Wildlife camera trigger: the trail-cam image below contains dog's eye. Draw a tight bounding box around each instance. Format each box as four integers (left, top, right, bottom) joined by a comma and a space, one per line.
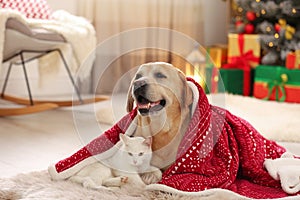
155, 72, 167, 79
135, 74, 142, 80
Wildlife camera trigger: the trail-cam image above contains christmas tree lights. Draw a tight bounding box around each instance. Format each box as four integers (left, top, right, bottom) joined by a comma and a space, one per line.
230, 0, 300, 65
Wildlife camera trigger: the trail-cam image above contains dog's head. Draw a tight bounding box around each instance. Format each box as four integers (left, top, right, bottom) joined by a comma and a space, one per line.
126, 62, 193, 116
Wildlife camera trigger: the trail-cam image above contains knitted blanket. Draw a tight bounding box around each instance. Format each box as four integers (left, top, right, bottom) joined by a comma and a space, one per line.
48, 78, 300, 199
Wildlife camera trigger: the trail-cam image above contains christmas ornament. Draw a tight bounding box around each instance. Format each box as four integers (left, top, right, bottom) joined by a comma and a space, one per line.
246, 11, 256, 21
235, 21, 245, 33
278, 19, 296, 40
275, 23, 281, 33
235, 20, 243, 27
233, 0, 300, 65
244, 23, 255, 34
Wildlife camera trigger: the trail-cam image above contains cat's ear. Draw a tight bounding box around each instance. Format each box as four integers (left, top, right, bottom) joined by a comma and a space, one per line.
119, 133, 129, 145
143, 136, 152, 147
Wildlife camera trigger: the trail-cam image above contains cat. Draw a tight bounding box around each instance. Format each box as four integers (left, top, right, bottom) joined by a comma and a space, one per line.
69, 133, 162, 190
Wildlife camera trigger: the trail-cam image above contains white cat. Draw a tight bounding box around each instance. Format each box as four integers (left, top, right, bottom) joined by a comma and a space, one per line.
69, 134, 162, 190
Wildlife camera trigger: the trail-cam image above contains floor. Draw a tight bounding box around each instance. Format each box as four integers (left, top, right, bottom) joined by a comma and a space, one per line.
0, 102, 113, 178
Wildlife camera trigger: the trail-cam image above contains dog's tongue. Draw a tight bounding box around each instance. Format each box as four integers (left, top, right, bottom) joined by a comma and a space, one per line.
137, 101, 160, 109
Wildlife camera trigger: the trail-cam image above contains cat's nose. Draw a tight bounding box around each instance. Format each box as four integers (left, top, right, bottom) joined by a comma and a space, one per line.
133, 160, 137, 164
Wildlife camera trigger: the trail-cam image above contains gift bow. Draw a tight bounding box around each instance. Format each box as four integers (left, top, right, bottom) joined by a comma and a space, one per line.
264, 73, 287, 102
223, 34, 260, 96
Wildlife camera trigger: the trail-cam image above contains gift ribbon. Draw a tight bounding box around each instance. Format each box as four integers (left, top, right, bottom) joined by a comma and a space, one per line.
223, 34, 260, 96
263, 74, 287, 102
296, 50, 300, 69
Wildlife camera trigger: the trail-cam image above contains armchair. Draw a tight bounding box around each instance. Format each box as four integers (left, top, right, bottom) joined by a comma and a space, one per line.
0, 1, 106, 116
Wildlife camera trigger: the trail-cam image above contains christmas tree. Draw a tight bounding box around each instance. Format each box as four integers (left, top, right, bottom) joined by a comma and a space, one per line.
230, 0, 300, 65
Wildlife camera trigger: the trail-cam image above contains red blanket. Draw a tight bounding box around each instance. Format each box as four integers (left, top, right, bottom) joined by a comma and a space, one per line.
49, 78, 298, 199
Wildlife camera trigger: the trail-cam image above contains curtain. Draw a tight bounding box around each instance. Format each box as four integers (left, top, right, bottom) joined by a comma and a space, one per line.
77, 0, 204, 94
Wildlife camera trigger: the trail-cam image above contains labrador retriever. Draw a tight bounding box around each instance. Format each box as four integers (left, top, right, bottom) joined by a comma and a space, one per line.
126, 62, 194, 171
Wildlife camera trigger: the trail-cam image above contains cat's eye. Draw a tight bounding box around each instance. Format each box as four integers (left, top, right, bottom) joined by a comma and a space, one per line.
138, 152, 144, 156
128, 152, 133, 156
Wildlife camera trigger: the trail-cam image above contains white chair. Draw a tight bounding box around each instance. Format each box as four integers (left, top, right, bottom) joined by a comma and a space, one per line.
0, 17, 106, 116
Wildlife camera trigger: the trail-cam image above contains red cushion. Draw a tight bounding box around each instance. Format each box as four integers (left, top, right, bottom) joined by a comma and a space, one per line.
0, 0, 52, 19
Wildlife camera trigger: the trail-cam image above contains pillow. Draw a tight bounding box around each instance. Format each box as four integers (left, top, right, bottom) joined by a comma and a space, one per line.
0, 0, 52, 19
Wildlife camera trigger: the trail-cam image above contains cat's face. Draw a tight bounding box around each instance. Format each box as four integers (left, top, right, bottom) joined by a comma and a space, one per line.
119, 134, 152, 167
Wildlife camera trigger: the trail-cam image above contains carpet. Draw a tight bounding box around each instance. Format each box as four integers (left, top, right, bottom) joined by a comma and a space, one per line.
0, 170, 252, 200
1, 169, 299, 199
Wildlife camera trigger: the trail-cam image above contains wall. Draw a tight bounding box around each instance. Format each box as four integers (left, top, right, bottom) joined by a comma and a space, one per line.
47, 0, 77, 15
0, 0, 229, 97
48, 0, 229, 46
201, 0, 229, 46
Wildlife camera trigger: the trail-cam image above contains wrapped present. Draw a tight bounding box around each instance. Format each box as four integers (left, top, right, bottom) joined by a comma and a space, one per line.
223, 34, 261, 96
204, 67, 220, 94
206, 44, 228, 68
285, 50, 300, 69
204, 67, 254, 95
253, 65, 300, 103
227, 33, 261, 67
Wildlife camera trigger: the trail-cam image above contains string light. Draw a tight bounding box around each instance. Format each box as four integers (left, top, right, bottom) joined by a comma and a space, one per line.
235, 16, 242, 21
256, 0, 260, 2
269, 42, 274, 47
274, 33, 279, 39
238, 7, 243, 12
266, 26, 271, 32
292, 8, 297, 14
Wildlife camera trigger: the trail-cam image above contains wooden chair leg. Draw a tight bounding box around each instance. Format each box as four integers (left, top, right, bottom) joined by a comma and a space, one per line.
0, 103, 59, 117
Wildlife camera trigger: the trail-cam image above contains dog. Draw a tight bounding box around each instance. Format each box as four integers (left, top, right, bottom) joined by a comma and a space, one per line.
126, 62, 194, 172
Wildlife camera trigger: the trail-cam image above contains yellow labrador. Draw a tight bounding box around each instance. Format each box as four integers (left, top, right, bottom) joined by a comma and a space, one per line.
126, 62, 194, 171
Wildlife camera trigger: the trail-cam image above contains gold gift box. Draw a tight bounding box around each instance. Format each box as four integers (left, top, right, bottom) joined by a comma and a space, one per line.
206, 44, 228, 68
227, 33, 261, 68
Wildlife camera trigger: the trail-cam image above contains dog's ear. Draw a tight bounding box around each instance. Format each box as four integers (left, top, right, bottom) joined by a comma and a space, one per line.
178, 70, 193, 107
126, 79, 134, 112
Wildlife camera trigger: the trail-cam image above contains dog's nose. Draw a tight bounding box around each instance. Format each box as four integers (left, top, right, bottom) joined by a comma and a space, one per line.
133, 78, 147, 89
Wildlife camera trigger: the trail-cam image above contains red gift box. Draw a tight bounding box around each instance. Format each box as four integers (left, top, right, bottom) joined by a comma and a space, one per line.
253, 65, 300, 103
223, 34, 260, 96
285, 51, 300, 69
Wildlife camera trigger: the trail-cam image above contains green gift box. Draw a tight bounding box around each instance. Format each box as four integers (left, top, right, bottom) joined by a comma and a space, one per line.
204, 68, 253, 95
253, 65, 300, 103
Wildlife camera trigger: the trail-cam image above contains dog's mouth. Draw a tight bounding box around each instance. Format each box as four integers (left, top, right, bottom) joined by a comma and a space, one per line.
136, 95, 166, 115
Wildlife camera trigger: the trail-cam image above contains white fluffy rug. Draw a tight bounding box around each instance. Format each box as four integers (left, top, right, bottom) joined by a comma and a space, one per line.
0, 170, 298, 200
0, 171, 251, 200
212, 94, 300, 143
